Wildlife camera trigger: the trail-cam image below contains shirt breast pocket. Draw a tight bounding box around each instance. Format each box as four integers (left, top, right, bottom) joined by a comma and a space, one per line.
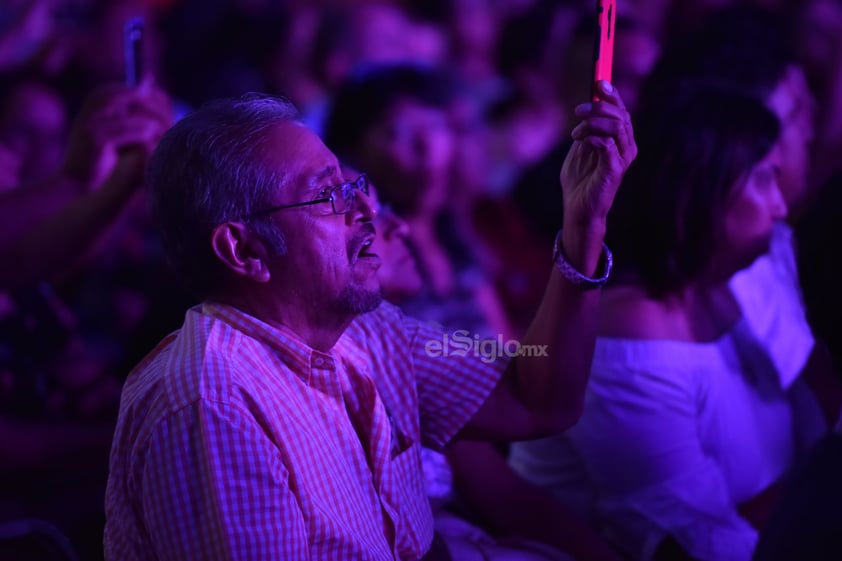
388, 412, 415, 459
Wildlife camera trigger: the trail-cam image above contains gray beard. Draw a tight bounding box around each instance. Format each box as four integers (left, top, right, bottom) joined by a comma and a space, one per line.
334, 284, 383, 315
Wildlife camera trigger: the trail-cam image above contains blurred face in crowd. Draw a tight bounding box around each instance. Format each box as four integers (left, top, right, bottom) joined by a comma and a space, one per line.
718, 144, 788, 275
765, 65, 815, 210
357, 98, 455, 215
0, 82, 67, 184
367, 184, 422, 304
342, 166, 420, 303
255, 122, 382, 316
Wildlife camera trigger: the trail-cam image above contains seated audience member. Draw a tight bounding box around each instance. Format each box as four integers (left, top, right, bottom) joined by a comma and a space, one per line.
0, 81, 172, 289
635, 4, 841, 426
510, 88, 824, 561
365, 183, 423, 306
639, 5, 815, 218
104, 82, 636, 560
0, 77, 68, 186
324, 63, 514, 340
513, 3, 839, 424
362, 174, 619, 561
0, 81, 171, 560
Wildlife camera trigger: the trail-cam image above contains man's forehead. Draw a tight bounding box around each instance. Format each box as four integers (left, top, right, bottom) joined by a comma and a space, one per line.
263, 122, 341, 185
307, 164, 341, 187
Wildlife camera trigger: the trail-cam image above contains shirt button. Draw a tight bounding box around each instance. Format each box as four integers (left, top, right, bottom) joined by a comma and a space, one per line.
313, 357, 324, 367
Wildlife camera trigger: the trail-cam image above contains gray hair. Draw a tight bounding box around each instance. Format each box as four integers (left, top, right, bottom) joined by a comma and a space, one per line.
147, 93, 298, 298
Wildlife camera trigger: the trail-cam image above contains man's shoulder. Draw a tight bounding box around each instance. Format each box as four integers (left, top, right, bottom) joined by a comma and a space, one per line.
344, 302, 450, 357
123, 305, 283, 412
346, 301, 410, 343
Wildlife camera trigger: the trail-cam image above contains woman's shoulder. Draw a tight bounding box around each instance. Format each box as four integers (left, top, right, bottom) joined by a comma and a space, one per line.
598, 284, 741, 343
598, 286, 692, 340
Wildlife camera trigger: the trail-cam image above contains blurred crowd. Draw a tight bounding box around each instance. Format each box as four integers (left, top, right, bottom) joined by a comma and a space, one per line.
1, 0, 841, 559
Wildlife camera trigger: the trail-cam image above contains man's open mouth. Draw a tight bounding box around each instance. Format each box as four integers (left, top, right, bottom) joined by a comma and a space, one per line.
358, 238, 377, 257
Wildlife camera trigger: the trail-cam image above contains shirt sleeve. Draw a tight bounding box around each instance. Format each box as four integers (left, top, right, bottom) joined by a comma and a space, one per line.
568, 365, 758, 561
139, 399, 310, 561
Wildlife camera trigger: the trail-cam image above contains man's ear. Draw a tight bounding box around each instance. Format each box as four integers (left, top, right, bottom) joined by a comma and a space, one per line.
210, 222, 272, 282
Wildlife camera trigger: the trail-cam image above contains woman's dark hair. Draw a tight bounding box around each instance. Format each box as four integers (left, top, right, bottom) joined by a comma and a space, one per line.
606, 88, 780, 297
640, 4, 796, 114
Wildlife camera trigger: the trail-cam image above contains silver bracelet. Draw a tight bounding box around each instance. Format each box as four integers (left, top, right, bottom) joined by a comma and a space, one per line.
552, 229, 612, 289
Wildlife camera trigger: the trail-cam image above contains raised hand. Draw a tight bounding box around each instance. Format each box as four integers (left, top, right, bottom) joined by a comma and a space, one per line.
560, 81, 637, 230
61, 80, 172, 191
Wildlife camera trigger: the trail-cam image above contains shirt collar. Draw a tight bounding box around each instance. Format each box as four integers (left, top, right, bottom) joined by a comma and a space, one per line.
201, 301, 337, 384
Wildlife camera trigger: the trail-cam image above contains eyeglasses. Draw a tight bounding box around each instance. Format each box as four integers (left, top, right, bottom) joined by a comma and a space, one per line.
247, 174, 369, 218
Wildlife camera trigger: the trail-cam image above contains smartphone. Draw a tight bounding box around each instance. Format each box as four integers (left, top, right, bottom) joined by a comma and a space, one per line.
123, 17, 144, 86
592, 0, 616, 101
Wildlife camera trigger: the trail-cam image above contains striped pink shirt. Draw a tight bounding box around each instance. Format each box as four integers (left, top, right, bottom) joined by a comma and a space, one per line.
104, 301, 503, 560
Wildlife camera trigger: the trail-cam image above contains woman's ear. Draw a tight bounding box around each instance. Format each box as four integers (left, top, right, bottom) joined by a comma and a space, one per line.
210, 222, 272, 283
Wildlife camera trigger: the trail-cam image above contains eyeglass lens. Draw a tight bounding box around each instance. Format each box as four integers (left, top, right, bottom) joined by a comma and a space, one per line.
334, 176, 367, 214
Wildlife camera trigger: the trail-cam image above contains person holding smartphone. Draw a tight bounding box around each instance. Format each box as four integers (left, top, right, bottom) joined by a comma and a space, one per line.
103, 76, 636, 559
510, 86, 816, 561
0, 80, 172, 289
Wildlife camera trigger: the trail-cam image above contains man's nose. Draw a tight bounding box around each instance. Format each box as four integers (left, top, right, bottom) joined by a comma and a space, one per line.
352, 189, 377, 221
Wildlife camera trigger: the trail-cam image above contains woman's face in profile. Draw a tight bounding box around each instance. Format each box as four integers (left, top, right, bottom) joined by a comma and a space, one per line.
369, 186, 423, 303
342, 167, 422, 303
718, 144, 788, 273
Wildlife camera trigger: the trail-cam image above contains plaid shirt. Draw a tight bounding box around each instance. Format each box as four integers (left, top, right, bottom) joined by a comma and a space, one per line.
104, 301, 503, 560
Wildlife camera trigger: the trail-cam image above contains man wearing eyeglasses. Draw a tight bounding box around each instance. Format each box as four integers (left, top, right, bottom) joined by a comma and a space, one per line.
104, 83, 635, 561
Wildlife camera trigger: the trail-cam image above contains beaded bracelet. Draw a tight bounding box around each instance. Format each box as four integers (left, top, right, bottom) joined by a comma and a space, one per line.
552, 229, 613, 289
